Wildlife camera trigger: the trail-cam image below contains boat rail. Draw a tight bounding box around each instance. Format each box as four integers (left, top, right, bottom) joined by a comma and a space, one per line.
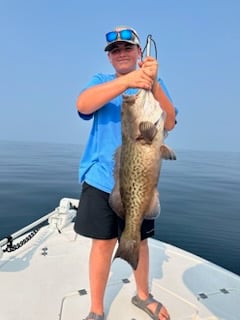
0, 198, 79, 254
0, 209, 57, 249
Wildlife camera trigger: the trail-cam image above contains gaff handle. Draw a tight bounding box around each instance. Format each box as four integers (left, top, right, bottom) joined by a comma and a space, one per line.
146, 34, 152, 57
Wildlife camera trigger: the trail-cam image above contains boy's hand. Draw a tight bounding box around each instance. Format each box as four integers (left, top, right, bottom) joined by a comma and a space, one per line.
123, 68, 154, 90
139, 57, 158, 83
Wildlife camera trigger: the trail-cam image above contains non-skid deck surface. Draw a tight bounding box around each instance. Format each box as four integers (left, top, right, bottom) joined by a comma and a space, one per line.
0, 222, 239, 320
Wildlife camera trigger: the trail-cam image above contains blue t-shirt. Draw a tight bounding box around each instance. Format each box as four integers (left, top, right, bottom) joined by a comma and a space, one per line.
78, 73, 173, 193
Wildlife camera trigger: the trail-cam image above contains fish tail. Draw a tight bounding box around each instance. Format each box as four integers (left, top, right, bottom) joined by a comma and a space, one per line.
114, 234, 140, 270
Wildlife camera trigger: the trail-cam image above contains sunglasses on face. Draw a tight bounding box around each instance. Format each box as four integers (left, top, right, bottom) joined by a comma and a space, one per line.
105, 29, 137, 43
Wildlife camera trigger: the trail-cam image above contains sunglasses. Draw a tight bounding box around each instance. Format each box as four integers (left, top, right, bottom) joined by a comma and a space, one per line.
106, 29, 137, 43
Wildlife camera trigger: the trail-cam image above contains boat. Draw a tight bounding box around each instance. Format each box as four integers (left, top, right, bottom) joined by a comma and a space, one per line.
0, 197, 239, 320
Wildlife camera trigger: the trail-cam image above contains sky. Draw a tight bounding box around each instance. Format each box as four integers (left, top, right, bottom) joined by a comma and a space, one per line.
0, 0, 240, 152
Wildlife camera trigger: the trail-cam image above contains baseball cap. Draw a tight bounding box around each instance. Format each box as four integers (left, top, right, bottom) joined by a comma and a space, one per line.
104, 26, 141, 52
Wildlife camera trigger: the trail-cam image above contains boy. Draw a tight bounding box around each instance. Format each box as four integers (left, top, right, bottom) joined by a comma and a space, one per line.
74, 26, 175, 320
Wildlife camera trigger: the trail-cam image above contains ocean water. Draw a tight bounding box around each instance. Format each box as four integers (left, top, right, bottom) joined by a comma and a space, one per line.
0, 140, 239, 275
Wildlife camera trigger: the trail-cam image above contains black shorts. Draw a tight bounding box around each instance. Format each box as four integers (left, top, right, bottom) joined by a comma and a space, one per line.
74, 182, 155, 240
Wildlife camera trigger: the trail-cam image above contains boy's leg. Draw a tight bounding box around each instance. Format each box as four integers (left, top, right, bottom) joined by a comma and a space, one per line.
89, 238, 117, 315
74, 182, 119, 318
133, 239, 170, 320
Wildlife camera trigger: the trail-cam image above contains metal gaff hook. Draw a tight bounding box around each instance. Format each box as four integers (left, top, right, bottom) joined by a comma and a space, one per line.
146, 34, 152, 57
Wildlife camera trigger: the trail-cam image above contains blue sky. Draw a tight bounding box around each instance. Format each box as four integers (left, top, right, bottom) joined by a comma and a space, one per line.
1, 0, 239, 152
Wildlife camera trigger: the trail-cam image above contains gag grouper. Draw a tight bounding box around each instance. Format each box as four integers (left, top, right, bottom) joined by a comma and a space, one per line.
109, 89, 176, 270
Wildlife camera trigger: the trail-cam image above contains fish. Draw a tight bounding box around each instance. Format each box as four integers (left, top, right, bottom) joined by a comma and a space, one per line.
109, 89, 176, 270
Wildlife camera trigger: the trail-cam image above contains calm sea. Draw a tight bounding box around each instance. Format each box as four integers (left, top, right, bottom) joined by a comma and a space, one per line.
0, 140, 239, 275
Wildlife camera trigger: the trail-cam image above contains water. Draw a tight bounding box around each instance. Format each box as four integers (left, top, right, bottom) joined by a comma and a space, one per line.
0, 140, 239, 275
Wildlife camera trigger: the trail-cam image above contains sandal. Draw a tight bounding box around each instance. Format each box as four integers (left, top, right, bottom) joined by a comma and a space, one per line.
132, 294, 170, 320
83, 312, 104, 320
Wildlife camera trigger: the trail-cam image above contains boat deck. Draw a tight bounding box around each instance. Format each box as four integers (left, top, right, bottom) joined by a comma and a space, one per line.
0, 198, 239, 320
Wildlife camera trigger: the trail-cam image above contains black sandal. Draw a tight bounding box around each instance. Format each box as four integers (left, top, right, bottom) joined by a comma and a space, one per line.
83, 312, 104, 320
132, 294, 170, 320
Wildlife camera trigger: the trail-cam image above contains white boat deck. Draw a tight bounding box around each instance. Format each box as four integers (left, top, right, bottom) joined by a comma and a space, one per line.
0, 198, 239, 320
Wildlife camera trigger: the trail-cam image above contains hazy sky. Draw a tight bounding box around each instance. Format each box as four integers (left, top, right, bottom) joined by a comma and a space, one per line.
1, 0, 239, 152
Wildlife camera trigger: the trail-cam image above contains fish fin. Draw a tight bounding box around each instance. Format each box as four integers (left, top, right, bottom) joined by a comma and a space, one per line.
109, 190, 124, 218
145, 191, 161, 219
160, 144, 177, 160
109, 147, 125, 218
114, 235, 140, 270
138, 121, 157, 143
